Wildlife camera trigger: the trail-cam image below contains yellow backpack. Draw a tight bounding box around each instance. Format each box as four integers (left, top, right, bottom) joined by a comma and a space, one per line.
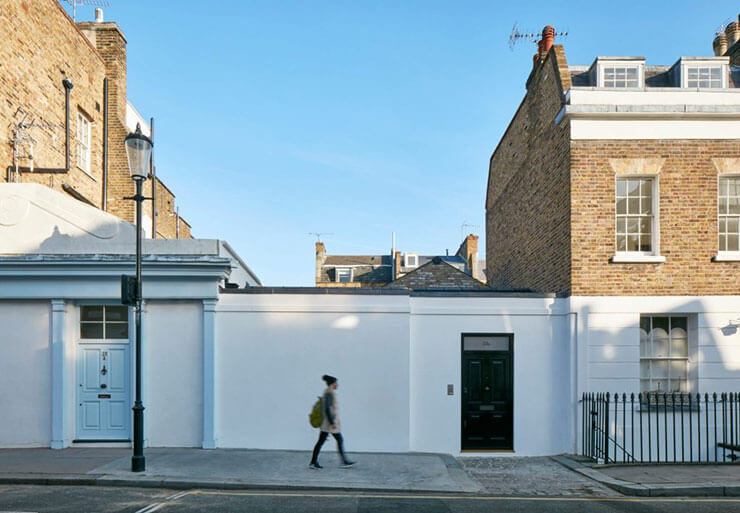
309, 396, 322, 428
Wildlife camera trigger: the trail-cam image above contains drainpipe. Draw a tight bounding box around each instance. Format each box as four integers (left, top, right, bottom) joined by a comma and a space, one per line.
6, 78, 74, 177
63, 77, 72, 170
102, 78, 108, 210
175, 206, 180, 239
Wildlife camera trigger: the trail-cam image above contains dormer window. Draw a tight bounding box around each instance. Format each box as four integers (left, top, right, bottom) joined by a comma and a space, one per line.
335, 267, 352, 283
404, 253, 418, 268
603, 66, 639, 88
675, 57, 728, 89
686, 66, 723, 88
591, 57, 645, 89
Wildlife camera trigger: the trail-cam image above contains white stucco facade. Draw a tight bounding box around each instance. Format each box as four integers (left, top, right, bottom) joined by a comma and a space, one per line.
1, 184, 740, 457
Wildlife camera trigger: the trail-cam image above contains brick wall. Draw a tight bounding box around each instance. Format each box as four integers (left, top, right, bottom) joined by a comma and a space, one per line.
485, 45, 572, 294
571, 140, 740, 295
0, 0, 106, 207
1, 0, 192, 239
77, 19, 136, 223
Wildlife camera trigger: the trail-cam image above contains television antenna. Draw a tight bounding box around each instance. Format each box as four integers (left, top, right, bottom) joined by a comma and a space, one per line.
309, 232, 333, 242
508, 23, 568, 51
10, 111, 64, 179
716, 17, 735, 35
63, 0, 110, 22
460, 222, 479, 241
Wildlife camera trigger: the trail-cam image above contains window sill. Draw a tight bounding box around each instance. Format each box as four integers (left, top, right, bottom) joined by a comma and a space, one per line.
610, 254, 666, 264
712, 253, 740, 262
77, 165, 98, 181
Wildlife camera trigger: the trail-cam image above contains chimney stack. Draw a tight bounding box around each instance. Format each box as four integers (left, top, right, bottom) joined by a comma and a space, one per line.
315, 242, 326, 285
94, 8, 104, 23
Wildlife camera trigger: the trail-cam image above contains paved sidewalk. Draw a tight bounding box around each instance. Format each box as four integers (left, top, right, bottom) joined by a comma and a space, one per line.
0, 448, 482, 493
554, 455, 740, 496
460, 456, 621, 497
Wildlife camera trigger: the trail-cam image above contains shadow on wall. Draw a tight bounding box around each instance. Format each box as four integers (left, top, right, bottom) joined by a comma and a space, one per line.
584, 297, 740, 394
0, 184, 136, 255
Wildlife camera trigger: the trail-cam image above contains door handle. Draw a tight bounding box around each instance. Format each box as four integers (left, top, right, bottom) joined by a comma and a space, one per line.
100, 384, 107, 389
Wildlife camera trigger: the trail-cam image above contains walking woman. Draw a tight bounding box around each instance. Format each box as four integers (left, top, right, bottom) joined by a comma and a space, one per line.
309, 375, 355, 469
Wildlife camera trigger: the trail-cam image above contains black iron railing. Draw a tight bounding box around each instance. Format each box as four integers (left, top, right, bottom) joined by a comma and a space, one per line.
581, 392, 740, 464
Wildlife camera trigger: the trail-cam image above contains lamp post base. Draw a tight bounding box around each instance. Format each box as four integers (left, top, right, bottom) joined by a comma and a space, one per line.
131, 454, 145, 472
131, 400, 145, 472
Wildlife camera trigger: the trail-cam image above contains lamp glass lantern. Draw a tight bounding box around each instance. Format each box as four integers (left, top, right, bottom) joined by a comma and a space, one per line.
124, 123, 153, 180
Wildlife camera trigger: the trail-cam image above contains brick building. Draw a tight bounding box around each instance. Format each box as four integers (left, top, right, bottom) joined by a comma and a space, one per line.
486, 20, 740, 398
1, 0, 191, 239
315, 234, 485, 288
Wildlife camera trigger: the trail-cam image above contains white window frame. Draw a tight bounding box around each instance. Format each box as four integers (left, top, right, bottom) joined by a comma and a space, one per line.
404, 253, 419, 268
716, 175, 740, 260
77, 111, 92, 175
601, 66, 640, 88
677, 57, 730, 91
640, 315, 691, 395
681, 64, 727, 89
613, 175, 664, 263
79, 304, 130, 342
594, 59, 645, 89
335, 267, 353, 283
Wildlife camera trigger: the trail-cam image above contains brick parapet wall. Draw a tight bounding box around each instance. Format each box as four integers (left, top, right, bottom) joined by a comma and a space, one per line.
571, 139, 740, 295
486, 45, 572, 293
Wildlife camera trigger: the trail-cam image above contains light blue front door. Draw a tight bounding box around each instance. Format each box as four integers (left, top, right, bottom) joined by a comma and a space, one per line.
76, 344, 131, 440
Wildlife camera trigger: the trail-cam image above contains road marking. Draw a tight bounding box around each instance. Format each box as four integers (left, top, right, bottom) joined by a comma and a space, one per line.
135, 490, 192, 513
164, 491, 191, 501
191, 490, 740, 503
134, 504, 163, 513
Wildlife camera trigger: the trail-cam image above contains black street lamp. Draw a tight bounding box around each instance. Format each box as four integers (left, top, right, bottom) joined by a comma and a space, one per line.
124, 123, 153, 473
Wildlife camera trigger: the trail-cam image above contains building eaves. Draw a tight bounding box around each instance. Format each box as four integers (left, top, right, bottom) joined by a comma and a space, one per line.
557, 103, 740, 124
220, 286, 551, 297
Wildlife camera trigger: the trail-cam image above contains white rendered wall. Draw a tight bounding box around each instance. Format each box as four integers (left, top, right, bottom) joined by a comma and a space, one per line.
409, 297, 571, 456
570, 118, 740, 140
145, 301, 203, 447
573, 296, 740, 395
215, 293, 411, 453
0, 301, 51, 447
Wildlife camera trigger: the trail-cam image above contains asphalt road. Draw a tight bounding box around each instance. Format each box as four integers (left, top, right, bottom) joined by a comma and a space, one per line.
4, 485, 740, 513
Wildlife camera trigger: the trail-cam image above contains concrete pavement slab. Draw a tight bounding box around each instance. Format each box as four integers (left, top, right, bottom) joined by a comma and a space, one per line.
553, 455, 740, 497
0, 448, 483, 494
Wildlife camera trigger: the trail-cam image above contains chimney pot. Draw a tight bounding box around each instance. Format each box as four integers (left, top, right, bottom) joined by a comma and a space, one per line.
542, 25, 555, 54
726, 21, 740, 47
94, 8, 104, 23
714, 32, 728, 56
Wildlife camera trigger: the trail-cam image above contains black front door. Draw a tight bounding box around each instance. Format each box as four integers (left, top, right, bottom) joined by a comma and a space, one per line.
461, 335, 513, 450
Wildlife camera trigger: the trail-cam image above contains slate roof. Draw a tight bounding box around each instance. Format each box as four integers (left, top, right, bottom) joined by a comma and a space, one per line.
324, 255, 392, 266
385, 257, 488, 291
569, 64, 738, 88
320, 254, 392, 284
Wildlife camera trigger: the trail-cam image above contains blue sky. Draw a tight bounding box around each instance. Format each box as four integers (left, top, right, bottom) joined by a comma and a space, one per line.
64, 1, 738, 286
